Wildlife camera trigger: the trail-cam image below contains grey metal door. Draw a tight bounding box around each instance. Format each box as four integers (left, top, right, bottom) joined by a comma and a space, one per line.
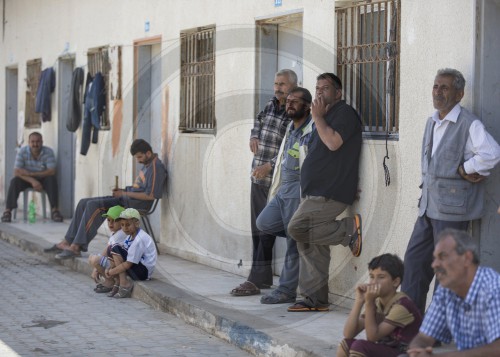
57, 58, 76, 218
4, 67, 18, 200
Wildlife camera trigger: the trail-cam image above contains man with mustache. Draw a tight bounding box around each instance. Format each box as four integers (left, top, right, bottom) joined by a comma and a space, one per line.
231, 69, 296, 296
402, 68, 500, 315
405, 229, 500, 356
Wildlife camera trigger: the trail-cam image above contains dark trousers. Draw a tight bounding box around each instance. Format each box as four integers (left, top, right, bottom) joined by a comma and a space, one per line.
65, 196, 153, 251
5, 176, 59, 210
247, 182, 275, 288
402, 214, 469, 314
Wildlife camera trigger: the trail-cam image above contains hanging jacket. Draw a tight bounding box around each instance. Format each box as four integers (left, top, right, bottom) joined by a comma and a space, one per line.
35, 67, 56, 122
80, 72, 106, 155
66, 67, 84, 132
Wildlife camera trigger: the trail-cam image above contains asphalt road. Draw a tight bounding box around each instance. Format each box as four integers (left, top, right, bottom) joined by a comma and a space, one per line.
0, 239, 251, 357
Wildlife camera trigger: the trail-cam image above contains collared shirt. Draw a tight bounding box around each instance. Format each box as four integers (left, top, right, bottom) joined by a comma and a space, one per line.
420, 267, 500, 350
14, 145, 56, 172
281, 118, 312, 183
250, 97, 290, 187
431, 104, 500, 175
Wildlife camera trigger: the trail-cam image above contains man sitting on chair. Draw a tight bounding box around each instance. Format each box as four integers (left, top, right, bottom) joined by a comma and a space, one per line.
1, 131, 63, 223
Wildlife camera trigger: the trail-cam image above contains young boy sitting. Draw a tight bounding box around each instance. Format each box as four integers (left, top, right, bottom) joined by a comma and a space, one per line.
87, 205, 127, 293
337, 254, 422, 357
105, 208, 157, 298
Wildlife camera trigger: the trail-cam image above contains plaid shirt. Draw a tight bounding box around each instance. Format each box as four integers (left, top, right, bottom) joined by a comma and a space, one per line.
14, 145, 56, 172
250, 96, 290, 187
420, 267, 500, 350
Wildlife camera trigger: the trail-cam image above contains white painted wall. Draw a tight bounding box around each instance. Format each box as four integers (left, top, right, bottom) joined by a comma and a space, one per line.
0, 0, 481, 307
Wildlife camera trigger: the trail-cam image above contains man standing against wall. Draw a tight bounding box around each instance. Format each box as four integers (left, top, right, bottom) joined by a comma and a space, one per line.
257, 87, 313, 304
402, 68, 500, 314
230, 69, 297, 296
287, 73, 363, 312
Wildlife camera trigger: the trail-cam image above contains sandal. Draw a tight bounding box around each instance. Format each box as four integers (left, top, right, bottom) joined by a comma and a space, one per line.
51, 210, 63, 222
95, 284, 113, 293
114, 283, 134, 299
107, 285, 120, 297
287, 301, 329, 312
230, 281, 260, 296
1, 211, 12, 223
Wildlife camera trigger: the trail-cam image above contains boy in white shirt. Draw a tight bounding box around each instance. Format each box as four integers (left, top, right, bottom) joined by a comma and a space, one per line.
87, 205, 127, 294
105, 208, 157, 298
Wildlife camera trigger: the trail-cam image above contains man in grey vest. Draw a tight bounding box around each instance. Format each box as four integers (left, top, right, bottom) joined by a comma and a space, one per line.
402, 68, 500, 315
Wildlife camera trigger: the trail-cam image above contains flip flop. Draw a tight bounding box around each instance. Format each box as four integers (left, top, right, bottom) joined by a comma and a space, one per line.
1, 211, 12, 223
287, 301, 329, 312
348, 214, 362, 257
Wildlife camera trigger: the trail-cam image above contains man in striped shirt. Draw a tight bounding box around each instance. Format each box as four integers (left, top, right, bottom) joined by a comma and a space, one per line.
231, 69, 297, 296
1, 132, 63, 223
406, 229, 500, 356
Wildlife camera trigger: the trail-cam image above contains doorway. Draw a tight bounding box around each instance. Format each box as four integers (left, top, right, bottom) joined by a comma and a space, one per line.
57, 58, 76, 218
475, 0, 500, 271
4, 67, 18, 197
256, 13, 304, 274
133, 36, 163, 240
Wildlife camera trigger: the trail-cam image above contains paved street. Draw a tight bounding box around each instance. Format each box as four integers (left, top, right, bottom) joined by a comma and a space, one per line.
0, 240, 251, 357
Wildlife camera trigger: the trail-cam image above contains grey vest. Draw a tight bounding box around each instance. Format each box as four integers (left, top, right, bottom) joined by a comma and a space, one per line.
419, 108, 484, 221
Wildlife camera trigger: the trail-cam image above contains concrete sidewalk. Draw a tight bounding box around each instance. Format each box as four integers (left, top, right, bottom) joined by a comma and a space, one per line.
0, 219, 456, 356
0, 219, 348, 356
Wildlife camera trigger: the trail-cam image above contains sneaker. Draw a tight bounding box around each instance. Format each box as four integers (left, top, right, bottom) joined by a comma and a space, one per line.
348, 214, 362, 257
260, 290, 296, 304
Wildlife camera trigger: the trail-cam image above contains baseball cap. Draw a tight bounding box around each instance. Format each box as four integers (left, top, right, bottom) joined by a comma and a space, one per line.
102, 205, 125, 220
117, 208, 141, 220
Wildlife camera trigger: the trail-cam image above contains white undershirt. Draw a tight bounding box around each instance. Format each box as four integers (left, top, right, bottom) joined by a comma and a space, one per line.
431, 104, 500, 175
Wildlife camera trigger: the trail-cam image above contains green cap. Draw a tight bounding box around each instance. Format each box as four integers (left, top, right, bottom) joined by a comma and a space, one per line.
117, 208, 141, 221
102, 205, 125, 220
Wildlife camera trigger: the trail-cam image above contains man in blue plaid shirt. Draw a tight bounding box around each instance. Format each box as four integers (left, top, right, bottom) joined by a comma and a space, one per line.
405, 229, 500, 356
231, 69, 297, 296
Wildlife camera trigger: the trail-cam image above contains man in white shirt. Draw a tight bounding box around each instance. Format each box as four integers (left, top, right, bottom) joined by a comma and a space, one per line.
402, 68, 500, 314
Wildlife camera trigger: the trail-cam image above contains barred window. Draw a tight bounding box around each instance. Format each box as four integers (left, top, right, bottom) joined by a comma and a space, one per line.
336, 0, 400, 136
180, 26, 216, 133
25, 59, 42, 128
87, 46, 111, 129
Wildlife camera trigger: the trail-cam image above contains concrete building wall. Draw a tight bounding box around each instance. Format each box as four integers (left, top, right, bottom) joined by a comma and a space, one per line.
0, 0, 486, 306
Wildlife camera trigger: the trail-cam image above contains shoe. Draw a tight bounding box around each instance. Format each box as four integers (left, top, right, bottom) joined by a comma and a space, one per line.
287, 301, 329, 312
43, 244, 64, 253
348, 214, 362, 257
107, 285, 120, 297
1, 211, 12, 223
260, 290, 296, 304
230, 281, 260, 296
51, 210, 63, 222
114, 283, 134, 298
55, 249, 81, 260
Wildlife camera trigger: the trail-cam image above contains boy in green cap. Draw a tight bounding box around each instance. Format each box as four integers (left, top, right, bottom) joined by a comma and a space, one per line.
105, 208, 157, 298
88, 205, 127, 293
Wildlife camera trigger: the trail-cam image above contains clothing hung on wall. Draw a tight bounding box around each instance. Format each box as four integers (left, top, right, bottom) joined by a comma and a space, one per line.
35, 67, 56, 122
80, 71, 105, 155
66, 67, 84, 132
